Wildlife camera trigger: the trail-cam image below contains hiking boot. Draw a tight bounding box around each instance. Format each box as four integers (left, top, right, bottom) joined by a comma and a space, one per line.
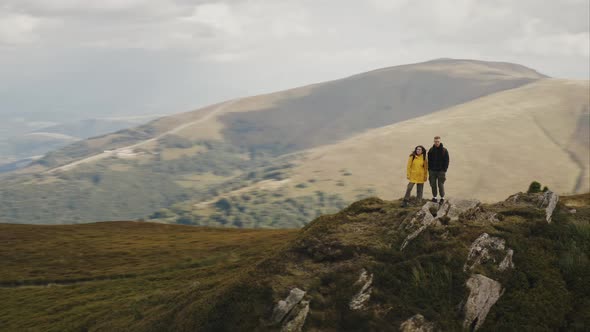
431, 198, 438, 203
439, 198, 445, 204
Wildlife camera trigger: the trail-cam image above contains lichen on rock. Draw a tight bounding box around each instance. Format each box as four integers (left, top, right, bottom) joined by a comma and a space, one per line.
400, 314, 435, 332
349, 269, 374, 311
463, 274, 504, 331
463, 233, 507, 271
271, 288, 308, 328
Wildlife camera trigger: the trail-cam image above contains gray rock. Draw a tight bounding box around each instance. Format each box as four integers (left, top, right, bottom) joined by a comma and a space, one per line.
281, 300, 310, 332
400, 202, 440, 250
401, 199, 481, 251
407, 203, 438, 228
271, 288, 306, 325
445, 199, 481, 221
539, 191, 559, 223
569, 208, 577, 214
400, 314, 435, 332
498, 249, 515, 271
401, 225, 428, 251
349, 269, 374, 310
456, 205, 500, 223
463, 274, 504, 331
463, 233, 506, 271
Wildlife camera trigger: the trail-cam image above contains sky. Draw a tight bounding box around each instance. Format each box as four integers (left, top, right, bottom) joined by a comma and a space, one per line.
0, 0, 588, 121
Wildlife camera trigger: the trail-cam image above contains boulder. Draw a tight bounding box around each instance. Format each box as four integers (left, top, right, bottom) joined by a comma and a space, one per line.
463, 233, 506, 271
463, 274, 504, 331
400, 202, 444, 250
442, 199, 481, 221
539, 191, 559, 223
281, 300, 310, 332
271, 288, 306, 325
498, 249, 515, 271
400, 314, 435, 332
349, 269, 374, 310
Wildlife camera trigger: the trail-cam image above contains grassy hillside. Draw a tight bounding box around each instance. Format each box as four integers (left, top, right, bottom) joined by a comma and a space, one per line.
0, 118, 153, 168
22, 58, 543, 171
0, 221, 297, 331
0, 59, 554, 225
286, 79, 590, 202
0, 192, 587, 331
145, 79, 589, 228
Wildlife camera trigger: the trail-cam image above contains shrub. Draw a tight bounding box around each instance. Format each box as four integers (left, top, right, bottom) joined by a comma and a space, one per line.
528, 181, 542, 193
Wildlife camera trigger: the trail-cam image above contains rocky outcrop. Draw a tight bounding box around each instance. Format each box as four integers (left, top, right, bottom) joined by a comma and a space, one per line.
271, 288, 309, 331
349, 269, 373, 311
463, 233, 509, 271
460, 205, 501, 223
498, 249, 515, 271
539, 191, 559, 223
401, 199, 481, 251
505, 191, 560, 223
400, 202, 439, 250
400, 314, 435, 332
281, 300, 310, 332
463, 274, 504, 331
439, 199, 480, 221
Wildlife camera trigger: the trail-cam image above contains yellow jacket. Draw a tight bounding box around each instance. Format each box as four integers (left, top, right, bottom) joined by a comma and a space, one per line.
406, 154, 428, 183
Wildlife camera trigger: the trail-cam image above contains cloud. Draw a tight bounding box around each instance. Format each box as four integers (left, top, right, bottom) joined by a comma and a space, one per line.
0, 0, 587, 120
0, 12, 40, 44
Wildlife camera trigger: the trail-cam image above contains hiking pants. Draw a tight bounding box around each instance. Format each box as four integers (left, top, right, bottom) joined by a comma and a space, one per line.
404, 182, 424, 201
429, 171, 446, 198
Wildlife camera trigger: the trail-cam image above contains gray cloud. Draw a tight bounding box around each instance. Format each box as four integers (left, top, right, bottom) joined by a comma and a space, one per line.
0, 0, 588, 120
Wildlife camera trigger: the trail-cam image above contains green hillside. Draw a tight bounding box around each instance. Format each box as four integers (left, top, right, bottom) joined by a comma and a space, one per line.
1, 191, 588, 331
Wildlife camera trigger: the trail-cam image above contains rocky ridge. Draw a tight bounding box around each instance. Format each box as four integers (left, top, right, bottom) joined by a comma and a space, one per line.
187, 191, 588, 332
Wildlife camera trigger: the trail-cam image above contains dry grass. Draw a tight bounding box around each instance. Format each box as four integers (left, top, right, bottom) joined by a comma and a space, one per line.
0, 221, 297, 331
287, 79, 590, 202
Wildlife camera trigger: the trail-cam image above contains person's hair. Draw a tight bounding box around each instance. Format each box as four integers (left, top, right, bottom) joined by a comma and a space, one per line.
434, 136, 441, 140
410, 145, 427, 158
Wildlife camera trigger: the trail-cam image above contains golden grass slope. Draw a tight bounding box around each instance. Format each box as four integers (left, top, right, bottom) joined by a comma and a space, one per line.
287, 79, 590, 202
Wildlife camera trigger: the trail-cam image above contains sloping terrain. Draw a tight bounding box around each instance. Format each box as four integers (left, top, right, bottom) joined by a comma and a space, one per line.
0, 117, 155, 169
0, 59, 556, 225
151, 79, 589, 228
285, 79, 590, 202
0, 221, 297, 331
0, 192, 588, 331
24, 58, 544, 172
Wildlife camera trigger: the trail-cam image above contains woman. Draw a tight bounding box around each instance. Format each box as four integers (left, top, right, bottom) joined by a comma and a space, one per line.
402, 145, 428, 207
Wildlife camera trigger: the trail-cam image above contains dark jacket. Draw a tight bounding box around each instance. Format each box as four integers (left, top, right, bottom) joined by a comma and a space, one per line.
427, 143, 449, 172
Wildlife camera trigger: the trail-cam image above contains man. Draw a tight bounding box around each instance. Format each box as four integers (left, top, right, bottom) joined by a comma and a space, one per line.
427, 136, 449, 203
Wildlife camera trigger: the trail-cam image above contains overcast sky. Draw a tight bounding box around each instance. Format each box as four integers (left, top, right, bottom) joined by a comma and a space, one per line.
0, 0, 588, 120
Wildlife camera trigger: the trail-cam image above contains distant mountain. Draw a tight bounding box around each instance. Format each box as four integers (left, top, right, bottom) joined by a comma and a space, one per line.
0, 117, 160, 169
26, 58, 545, 171
1, 192, 587, 331
2, 58, 582, 226
34, 118, 143, 140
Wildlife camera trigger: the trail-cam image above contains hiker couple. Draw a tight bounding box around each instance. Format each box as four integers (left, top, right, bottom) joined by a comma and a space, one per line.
402, 136, 449, 207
